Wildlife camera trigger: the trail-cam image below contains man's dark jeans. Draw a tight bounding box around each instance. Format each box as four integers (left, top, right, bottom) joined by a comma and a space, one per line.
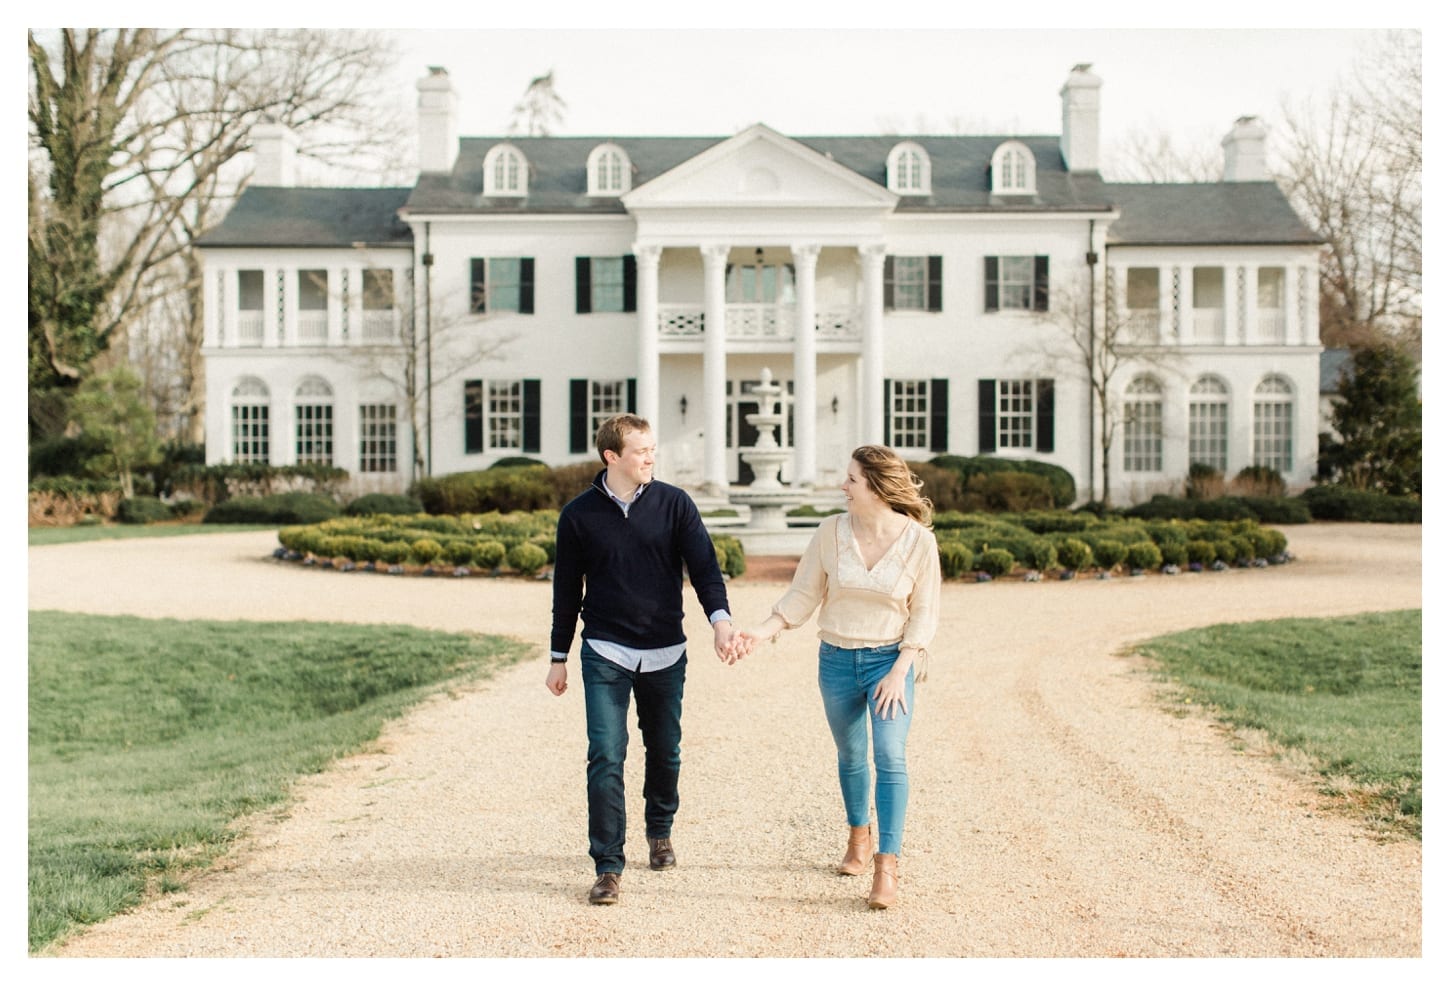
580, 641, 687, 875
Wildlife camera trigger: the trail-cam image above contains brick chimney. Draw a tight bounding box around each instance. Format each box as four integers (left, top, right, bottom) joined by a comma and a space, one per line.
1221, 115, 1269, 181
417, 66, 458, 173
1060, 63, 1102, 173
252, 117, 299, 186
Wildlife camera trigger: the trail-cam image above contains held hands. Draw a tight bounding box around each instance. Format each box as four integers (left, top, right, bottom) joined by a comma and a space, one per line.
714, 621, 754, 665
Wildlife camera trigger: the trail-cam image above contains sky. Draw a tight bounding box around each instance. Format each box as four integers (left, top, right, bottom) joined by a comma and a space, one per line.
390, 25, 1388, 164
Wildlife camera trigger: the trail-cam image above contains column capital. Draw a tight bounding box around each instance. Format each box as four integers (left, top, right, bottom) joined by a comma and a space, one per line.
631, 243, 662, 267
858, 242, 887, 264
700, 244, 731, 267
790, 242, 821, 265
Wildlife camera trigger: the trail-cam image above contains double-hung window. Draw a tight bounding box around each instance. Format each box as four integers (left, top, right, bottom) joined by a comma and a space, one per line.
977, 378, 1055, 453
1122, 375, 1164, 473
294, 378, 334, 466
1188, 377, 1230, 472
358, 404, 398, 473
883, 255, 942, 312
464, 379, 541, 454
230, 378, 270, 463
1253, 376, 1294, 473
575, 256, 637, 313
470, 257, 535, 314
569, 378, 637, 452
883, 379, 948, 452
985, 256, 1049, 312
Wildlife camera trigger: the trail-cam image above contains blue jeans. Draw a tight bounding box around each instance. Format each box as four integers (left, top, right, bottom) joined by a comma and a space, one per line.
580, 642, 687, 875
817, 642, 914, 855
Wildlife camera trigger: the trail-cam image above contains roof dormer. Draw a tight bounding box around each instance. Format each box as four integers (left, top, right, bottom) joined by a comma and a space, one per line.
991, 140, 1036, 195
886, 141, 930, 195
587, 142, 632, 196
483, 143, 528, 197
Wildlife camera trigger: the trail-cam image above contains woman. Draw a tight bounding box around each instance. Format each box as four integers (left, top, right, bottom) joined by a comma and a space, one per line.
738, 445, 941, 909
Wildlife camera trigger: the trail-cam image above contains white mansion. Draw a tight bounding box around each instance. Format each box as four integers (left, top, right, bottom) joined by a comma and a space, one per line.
198, 65, 1323, 504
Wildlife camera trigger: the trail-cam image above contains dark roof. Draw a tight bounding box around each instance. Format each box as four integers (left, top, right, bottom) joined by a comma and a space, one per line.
1103, 182, 1321, 246
402, 134, 1117, 214
1321, 347, 1353, 393
197, 186, 414, 248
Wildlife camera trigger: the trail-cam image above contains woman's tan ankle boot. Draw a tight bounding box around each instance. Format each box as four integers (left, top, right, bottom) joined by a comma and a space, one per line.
868, 853, 898, 908
838, 825, 872, 875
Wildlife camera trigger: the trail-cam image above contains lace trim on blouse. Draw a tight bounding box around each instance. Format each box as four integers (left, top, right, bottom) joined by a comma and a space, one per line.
834, 514, 922, 593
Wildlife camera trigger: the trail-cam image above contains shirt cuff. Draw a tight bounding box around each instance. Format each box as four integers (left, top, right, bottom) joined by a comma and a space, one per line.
549, 651, 568, 663
708, 610, 732, 625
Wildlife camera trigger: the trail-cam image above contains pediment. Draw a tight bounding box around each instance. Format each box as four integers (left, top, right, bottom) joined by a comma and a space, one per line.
623, 124, 897, 211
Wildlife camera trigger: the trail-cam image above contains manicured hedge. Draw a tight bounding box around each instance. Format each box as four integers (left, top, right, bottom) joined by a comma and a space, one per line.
204, 492, 341, 525
1298, 485, 1421, 523
930, 454, 1077, 509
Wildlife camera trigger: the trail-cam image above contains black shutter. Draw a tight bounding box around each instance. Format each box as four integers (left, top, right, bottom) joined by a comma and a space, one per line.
575, 257, 591, 313
930, 378, 949, 452
569, 379, 589, 453
985, 257, 999, 312
977, 379, 996, 453
470, 258, 486, 314
884, 379, 893, 444
523, 379, 541, 453
1035, 379, 1055, 453
626, 378, 637, 413
519, 257, 534, 314
464, 380, 483, 453
1033, 255, 1050, 312
927, 256, 943, 312
623, 255, 637, 312
883, 255, 896, 311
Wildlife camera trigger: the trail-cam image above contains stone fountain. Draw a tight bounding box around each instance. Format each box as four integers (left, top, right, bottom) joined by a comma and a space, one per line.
723, 368, 813, 554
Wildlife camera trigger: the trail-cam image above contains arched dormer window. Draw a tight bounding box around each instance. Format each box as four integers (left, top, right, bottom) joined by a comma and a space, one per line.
991, 140, 1036, 195
587, 143, 631, 196
483, 143, 528, 197
887, 141, 930, 195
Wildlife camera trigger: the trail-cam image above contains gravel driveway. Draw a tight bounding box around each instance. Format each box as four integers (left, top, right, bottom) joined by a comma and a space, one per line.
29, 523, 1422, 958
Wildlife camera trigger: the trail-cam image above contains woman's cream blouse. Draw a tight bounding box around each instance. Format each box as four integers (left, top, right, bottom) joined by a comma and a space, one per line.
771, 512, 942, 658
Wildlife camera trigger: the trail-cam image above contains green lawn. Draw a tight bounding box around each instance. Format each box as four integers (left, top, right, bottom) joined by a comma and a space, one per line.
1137, 609, 1421, 838
27, 611, 530, 953
29, 523, 276, 546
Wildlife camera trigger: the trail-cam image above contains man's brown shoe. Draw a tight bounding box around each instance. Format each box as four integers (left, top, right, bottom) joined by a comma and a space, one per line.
589, 871, 620, 905
647, 837, 676, 870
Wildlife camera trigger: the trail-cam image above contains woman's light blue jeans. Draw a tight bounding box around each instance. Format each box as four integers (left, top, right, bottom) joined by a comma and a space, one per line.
817, 641, 914, 855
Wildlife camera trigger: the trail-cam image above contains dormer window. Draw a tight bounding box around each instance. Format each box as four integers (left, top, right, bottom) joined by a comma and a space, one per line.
991, 140, 1036, 195
483, 143, 528, 197
887, 141, 931, 195
587, 143, 631, 196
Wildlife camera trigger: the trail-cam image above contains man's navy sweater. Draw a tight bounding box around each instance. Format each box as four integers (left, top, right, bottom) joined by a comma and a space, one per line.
550, 472, 730, 658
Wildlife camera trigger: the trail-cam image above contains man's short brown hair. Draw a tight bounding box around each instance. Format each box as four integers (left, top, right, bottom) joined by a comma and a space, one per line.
595, 414, 652, 463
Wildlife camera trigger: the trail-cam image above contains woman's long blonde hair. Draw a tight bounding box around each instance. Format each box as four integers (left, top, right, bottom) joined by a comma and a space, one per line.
851, 445, 933, 528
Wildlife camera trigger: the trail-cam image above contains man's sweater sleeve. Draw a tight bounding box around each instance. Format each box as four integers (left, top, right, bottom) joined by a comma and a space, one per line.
550, 510, 585, 657
678, 495, 731, 619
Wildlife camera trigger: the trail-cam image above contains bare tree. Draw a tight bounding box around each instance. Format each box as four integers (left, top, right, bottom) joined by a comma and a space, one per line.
508, 70, 566, 137
1277, 30, 1421, 350
1102, 126, 1223, 183
28, 28, 407, 441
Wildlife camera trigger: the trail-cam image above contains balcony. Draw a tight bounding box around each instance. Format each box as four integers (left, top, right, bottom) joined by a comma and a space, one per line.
360, 310, 396, 341
657, 303, 861, 343
1256, 309, 1287, 344
296, 310, 328, 343
1188, 308, 1226, 345
237, 311, 264, 345
1121, 309, 1161, 344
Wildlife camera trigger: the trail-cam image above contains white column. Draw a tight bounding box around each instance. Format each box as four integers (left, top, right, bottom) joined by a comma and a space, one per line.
633, 243, 662, 431
859, 244, 887, 445
792, 243, 820, 487
327, 266, 344, 346
702, 244, 730, 493
263, 266, 281, 348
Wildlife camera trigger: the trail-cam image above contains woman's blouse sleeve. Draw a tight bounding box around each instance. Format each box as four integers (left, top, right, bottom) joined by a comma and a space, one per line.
771, 518, 832, 629
901, 528, 942, 653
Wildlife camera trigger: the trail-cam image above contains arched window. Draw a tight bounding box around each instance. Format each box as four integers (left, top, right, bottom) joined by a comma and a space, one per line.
991, 140, 1037, 195
887, 141, 930, 195
231, 377, 271, 464
483, 143, 528, 197
294, 376, 334, 466
587, 143, 631, 196
1122, 375, 1164, 473
1188, 376, 1230, 472
1253, 375, 1294, 473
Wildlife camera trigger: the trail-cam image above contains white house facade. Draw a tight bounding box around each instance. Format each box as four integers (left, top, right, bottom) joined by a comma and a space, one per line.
198, 67, 1323, 505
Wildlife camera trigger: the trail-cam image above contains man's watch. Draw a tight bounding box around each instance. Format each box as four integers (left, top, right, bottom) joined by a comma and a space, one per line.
550, 656, 567, 664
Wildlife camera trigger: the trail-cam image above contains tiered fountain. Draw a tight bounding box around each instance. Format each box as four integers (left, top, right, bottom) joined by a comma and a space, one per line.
724, 368, 813, 555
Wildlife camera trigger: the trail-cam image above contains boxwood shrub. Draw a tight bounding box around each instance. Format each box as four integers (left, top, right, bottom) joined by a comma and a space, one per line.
204, 491, 340, 525
1297, 484, 1421, 523
930, 454, 1076, 509
345, 493, 425, 517
115, 495, 173, 525
976, 547, 1016, 578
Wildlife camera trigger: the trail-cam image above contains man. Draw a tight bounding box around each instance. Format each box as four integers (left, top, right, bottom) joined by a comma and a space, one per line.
546, 414, 738, 905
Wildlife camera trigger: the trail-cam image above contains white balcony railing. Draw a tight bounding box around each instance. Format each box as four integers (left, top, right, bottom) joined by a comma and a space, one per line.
1121, 309, 1161, 344
657, 304, 862, 342
237, 311, 264, 345
1256, 309, 1287, 344
296, 310, 328, 342
1189, 308, 1226, 345
360, 309, 395, 341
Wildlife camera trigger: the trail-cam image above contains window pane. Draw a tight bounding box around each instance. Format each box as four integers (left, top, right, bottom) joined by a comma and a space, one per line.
1000, 256, 1033, 310
231, 404, 269, 463
487, 380, 523, 450
489, 258, 521, 312
363, 269, 394, 310
295, 403, 334, 465
591, 257, 625, 312
1193, 267, 1224, 307
238, 270, 264, 310
894, 256, 926, 310
889, 379, 929, 448
997, 379, 1034, 448
1126, 268, 1158, 308
1257, 267, 1285, 307
358, 404, 398, 473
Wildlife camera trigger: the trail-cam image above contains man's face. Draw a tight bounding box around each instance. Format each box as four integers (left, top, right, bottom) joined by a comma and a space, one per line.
608, 428, 656, 489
